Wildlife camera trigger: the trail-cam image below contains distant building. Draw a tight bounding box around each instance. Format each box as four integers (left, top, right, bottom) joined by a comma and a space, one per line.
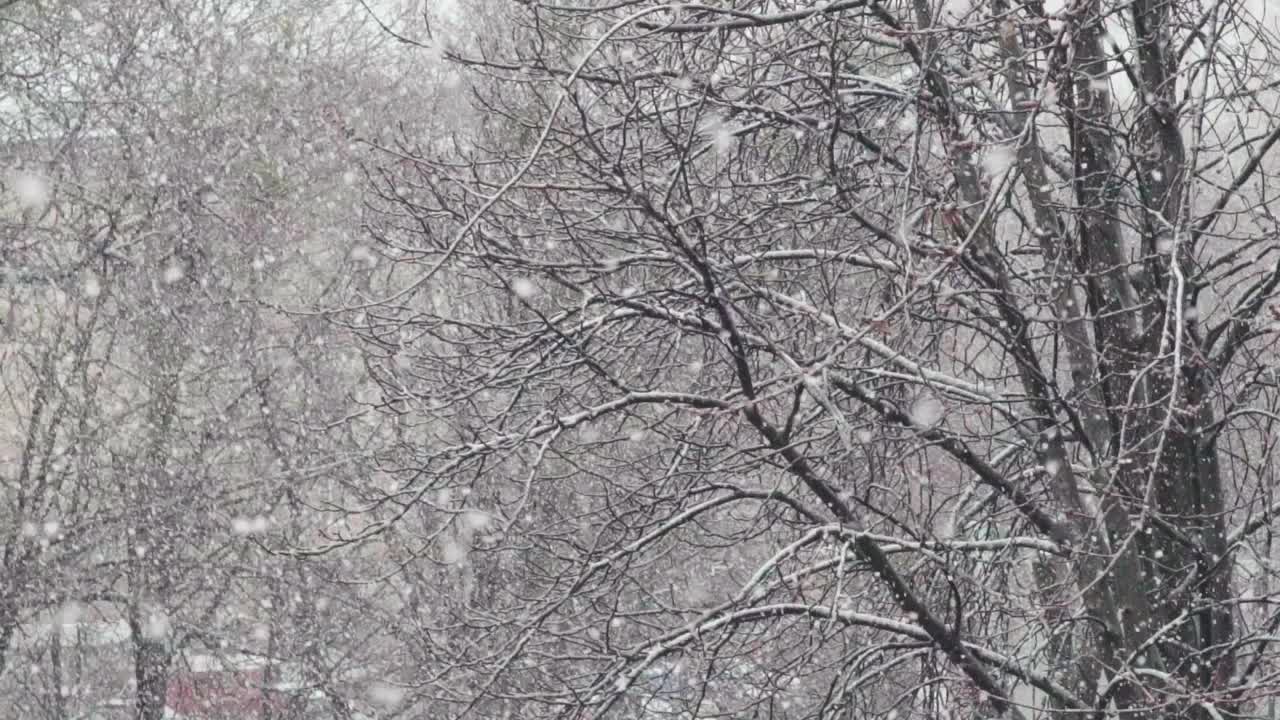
1, 607, 329, 720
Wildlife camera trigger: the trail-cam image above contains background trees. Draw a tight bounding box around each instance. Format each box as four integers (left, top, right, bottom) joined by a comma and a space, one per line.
341, 0, 1280, 717
0, 1, 430, 718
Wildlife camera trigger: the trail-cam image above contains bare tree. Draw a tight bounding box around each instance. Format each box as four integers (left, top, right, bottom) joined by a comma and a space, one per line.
338, 0, 1280, 717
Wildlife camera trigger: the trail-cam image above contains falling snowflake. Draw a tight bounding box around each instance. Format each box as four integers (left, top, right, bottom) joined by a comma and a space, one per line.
231, 515, 270, 535
909, 395, 944, 427
981, 145, 1015, 178
162, 263, 185, 285
143, 610, 171, 641
10, 172, 49, 210
350, 245, 377, 268
441, 539, 466, 564
83, 274, 102, 299
511, 277, 537, 298
462, 510, 490, 531
700, 114, 739, 154
368, 682, 405, 709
